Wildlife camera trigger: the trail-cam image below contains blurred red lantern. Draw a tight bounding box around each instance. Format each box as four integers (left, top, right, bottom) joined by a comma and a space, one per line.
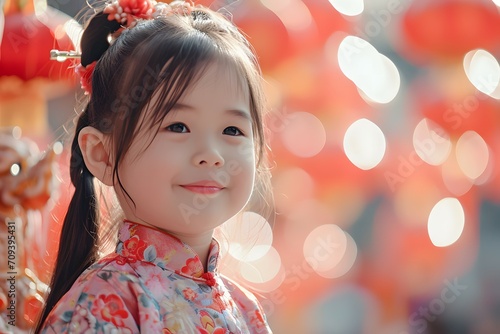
231, 0, 349, 72
1, 0, 76, 85
1, 0, 78, 137
231, 1, 292, 71
299, 0, 348, 52
419, 94, 500, 141
400, 0, 500, 64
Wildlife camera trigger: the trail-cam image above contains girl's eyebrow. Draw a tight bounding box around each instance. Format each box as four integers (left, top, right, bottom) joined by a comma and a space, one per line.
172, 103, 252, 122
226, 109, 252, 122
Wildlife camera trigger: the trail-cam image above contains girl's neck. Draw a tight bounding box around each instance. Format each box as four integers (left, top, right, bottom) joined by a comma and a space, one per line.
179, 231, 215, 272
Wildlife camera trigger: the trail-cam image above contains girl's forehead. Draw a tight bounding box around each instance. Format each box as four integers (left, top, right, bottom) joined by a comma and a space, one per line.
141, 60, 250, 124
190, 61, 250, 97
153, 60, 249, 106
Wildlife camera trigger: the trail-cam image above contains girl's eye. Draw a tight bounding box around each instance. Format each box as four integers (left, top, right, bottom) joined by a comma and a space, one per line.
223, 126, 244, 136
166, 123, 189, 133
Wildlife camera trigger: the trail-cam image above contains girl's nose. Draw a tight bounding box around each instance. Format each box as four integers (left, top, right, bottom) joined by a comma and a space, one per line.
192, 145, 225, 167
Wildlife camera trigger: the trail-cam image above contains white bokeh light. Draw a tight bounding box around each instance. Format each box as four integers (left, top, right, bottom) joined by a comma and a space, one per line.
358, 54, 400, 104
338, 36, 400, 104
338, 36, 378, 83
328, 0, 364, 16
303, 224, 348, 273
441, 156, 474, 196
343, 118, 386, 170
456, 131, 490, 180
261, 0, 313, 32
240, 263, 286, 293
413, 119, 451, 166
239, 246, 282, 284
223, 212, 273, 261
464, 49, 500, 98
53, 141, 64, 155
12, 126, 22, 139
10, 164, 21, 176
303, 225, 358, 279
315, 231, 358, 279
428, 198, 465, 247
280, 111, 327, 158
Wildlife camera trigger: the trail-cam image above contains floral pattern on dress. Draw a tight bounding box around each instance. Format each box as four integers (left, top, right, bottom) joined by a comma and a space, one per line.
40, 221, 272, 333
91, 294, 130, 327
122, 235, 148, 261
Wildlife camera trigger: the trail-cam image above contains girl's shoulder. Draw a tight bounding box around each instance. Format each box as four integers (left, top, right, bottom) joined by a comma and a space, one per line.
76, 253, 142, 285
218, 275, 273, 333
219, 274, 260, 302
218, 275, 266, 312
40, 254, 151, 333
41, 254, 147, 333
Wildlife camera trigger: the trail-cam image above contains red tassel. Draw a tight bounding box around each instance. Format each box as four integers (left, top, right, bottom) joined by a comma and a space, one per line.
201, 272, 216, 287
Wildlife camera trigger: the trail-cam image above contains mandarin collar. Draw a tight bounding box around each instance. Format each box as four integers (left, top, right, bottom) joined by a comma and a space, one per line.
116, 221, 219, 284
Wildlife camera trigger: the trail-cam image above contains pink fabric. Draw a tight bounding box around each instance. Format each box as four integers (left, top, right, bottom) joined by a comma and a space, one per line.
40, 221, 272, 333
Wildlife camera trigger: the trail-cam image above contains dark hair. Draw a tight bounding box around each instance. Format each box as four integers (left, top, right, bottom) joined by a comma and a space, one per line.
35, 5, 269, 332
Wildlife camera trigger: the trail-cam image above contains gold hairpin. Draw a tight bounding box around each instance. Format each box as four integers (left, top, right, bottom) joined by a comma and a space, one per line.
50, 49, 82, 62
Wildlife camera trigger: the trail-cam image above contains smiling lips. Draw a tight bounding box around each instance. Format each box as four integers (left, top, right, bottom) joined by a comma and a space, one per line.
180, 181, 225, 194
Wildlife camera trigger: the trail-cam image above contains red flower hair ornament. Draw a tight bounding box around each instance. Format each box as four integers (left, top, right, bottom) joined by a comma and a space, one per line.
75, 61, 97, 95
74, 0, 193, 95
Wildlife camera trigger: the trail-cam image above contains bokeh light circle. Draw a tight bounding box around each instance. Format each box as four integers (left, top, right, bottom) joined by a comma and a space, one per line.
303, 224, 348, 273
413, 118, 451, 166
223, 212, 273, 261
456, 131, 489, 180
343, 118, 386, 170
428, 197, 465, 247
464, 49, 500, 98
239, 246, 282, 284
338, 36, 400, 103
280, 111, 327, 158
441, 154, 474, 196
328, 0, 364, 16
315, 231, 358, 279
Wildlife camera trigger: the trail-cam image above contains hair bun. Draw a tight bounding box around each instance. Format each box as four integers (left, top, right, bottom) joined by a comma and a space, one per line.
80, 12, 122, 67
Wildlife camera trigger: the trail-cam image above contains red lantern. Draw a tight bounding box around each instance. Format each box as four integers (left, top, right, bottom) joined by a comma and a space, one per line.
299, 0, 349, 53
419, 93, 500, 141
231, 1, 292, 71
1, 0, 78, 138
400, 0, 500, 64
1, 0, 76, 83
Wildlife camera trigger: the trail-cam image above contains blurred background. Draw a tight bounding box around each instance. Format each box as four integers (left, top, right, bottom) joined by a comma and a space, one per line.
2, 0, 500, 333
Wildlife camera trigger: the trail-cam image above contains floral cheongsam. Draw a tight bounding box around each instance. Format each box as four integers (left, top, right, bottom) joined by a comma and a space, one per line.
40, 221, 272, 333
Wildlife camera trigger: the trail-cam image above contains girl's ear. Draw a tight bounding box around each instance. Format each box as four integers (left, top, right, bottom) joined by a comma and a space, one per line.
78, 126, 114, 186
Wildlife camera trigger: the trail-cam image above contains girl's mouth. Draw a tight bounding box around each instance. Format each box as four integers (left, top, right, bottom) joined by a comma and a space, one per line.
180, 180, 225, 194
180, 185, 224, 194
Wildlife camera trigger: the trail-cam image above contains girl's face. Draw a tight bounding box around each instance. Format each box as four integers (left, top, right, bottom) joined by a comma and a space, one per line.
114, 62, 256, 237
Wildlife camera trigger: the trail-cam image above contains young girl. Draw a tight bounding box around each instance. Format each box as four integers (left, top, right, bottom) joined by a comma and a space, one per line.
35, 1, 273, 333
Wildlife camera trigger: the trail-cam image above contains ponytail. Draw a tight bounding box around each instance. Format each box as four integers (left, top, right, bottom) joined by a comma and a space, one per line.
34, 110, 99, 332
